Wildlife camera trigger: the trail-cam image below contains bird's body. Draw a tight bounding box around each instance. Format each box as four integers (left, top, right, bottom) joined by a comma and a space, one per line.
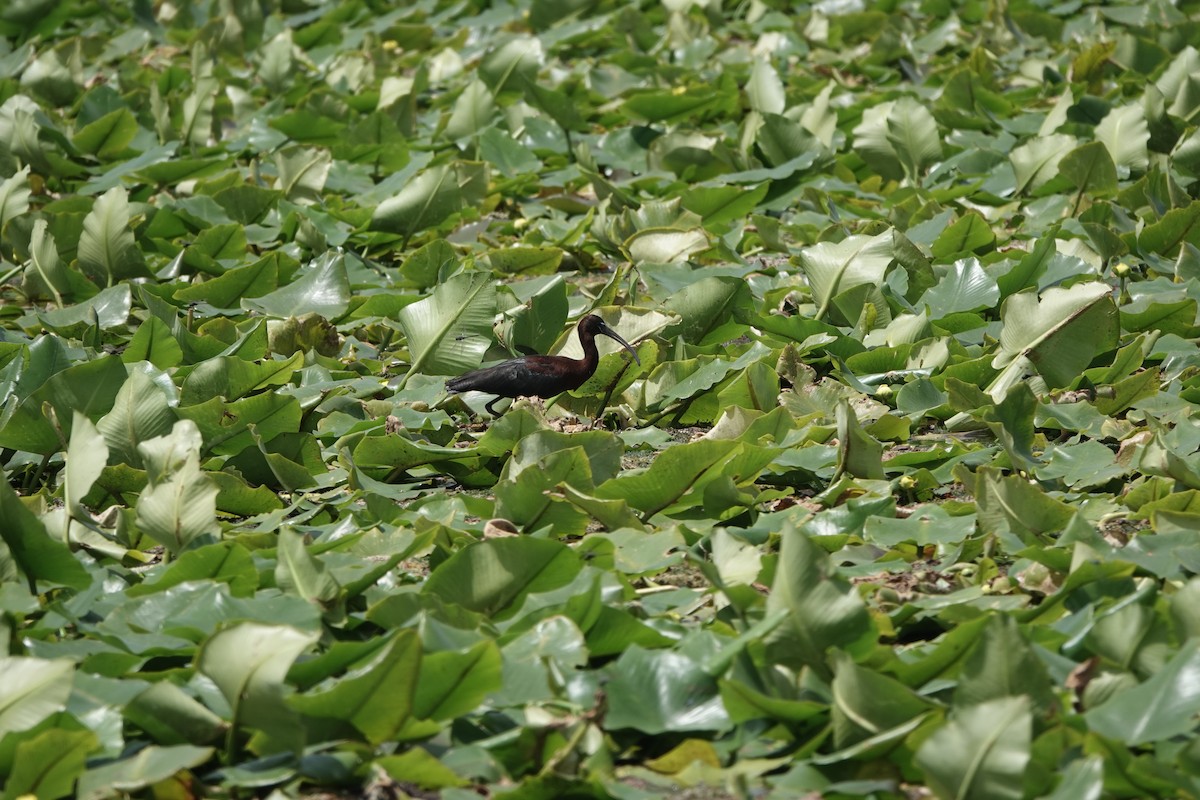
446, 315, 640, 417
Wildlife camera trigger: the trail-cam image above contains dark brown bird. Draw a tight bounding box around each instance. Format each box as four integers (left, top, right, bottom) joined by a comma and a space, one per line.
446, 314, 641, 416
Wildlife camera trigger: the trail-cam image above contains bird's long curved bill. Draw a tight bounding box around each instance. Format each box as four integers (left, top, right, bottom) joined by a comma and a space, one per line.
599, 324, 641, 365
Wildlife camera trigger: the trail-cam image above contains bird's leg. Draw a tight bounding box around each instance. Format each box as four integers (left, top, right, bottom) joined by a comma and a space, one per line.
485, 397, 504, 417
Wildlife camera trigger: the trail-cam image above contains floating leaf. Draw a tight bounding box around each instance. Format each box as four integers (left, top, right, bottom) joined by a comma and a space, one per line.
1095, 104, 1149, 175
764, 525, 875, 678
290, 630, 420, 744
4, 728, 96, 800
0, 657, 75, 738
605, 646, 730, 734
1086, 639, 1200, 745
915, 697, 1031, 800
0, 481, 91, 591
135, 420, 220, 555
73, 107, 138, 160
196, 623, 318, 754
0, 165, 31, 231
1059, 141, 1118, 197
77, 185, 148, 285
988, 282, 1118, 399
422, 537, 581, 618
398, 270, 496, 380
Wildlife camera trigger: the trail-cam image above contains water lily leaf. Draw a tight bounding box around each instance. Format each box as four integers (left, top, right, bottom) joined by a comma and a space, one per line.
275, 528, 341, 611
0, 352, 128, 454
76, 745, 214, 800
974, 466, 1076, 543
920, 258, 1000, 320
661, 275, 752, 344
487, 245, 562, 275
242, 250, 350, 320
834, 400, 884, 480
605, 645, 730, 734
1120, 297, 1197, 337
73, 107, 138, 160
97, 367, 177, 468
227, 429, 323, 491
478, 126, 541, 176
595, 438, 774, 519
398, 270, 496, 380
996, 233, 1055, 299
764, 525, 875, 678
1040, 757, 1104, 800
981, 382, 1039, 473
496, 446, 593, 535
915, 696, 1031, 800
681, 183, 769, 229
493, 615, 588, 706
413, 640, 502, 721
176, 391, 301, 457
0, 165, 31, 231
852, 101, 904, 182
989, 282, 1118, 399
931, 214, 995, 262
374, 748, 467, 790
499, 276, 568, 355
557, 483, 645, 532
719, 678, 826, 725
0, 481, 90, 591
1095, 104, 1149, 174
0, 656, 75, 737
864, 506, 974, 551
274, 146, 331, 204
445, 79, 495, 141
349, 431, 470, 478
121, 315, 184, 369
1085, 639, 1200, 745
623, 87, 734, 124
1059, 140, 1118, 197
135, 420, 220, 555
624, 227, 710, 264
3, 727, 96, 800
179, 352, 303, 406
399, 238, 458, 288
1011, 133, 1076, 194
33, 283, 131, 335
1138, 199, 1200, 256
756, 113, 820, 168
799, 231, 894, 325
505, 429, 623, 484
886, 95, 943, 183
370, 163, 469, 240
127, 540, 257, 598
22, 218, 71, 303
77, 185, 148, 285
746, 57, 785, 114
180, 223, 247, 275
123, 681, 226, 746
290, 630, 420, 745
479, 36, 542, 95
213, 184, 281, 225
1037, 440, 1127, 489
196, 623, 318, 754
830, 656, 936, 750
65, 411, 107, 522
422, 537, 581, 619
955, 615, 1056, 713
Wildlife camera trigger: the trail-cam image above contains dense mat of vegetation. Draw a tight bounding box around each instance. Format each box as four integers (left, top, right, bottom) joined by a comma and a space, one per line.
3, 0, 1200, 797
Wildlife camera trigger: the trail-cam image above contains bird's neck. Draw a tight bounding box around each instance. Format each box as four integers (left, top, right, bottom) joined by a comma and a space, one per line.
579, 338, 599, 372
